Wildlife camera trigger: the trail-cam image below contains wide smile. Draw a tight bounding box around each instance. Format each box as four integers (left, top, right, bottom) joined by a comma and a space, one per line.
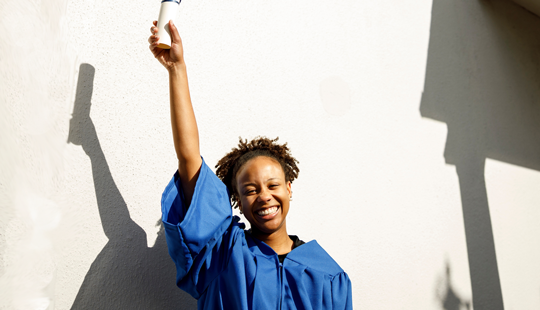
255, 206, 280, 220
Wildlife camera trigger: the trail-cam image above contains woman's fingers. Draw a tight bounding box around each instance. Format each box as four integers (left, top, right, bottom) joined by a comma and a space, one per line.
149, 43, 163, 58
168, 20, 181, 44
150, 21, 158, 34
148, 34, 159, 44
148, 22, 163, 58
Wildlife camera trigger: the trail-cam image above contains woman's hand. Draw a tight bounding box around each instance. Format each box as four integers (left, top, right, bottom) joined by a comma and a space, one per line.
148, 20, 185, 71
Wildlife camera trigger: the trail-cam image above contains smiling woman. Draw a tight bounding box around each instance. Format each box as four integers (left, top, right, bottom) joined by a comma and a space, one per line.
217, 139, 296, 255
150, 20, 352, 310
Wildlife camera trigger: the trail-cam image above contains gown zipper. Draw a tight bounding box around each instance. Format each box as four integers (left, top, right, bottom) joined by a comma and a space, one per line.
279, 262, 283, 310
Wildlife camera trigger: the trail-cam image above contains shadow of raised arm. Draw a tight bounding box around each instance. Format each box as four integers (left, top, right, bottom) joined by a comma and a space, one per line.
68, 63, 141, 239
68, 63, 196, 309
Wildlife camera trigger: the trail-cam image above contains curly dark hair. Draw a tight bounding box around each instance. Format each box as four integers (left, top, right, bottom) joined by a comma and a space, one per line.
215, 136, 300, 208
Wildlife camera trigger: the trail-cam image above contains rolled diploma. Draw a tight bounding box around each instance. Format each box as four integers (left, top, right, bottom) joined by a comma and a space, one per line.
157, 0, 180, 49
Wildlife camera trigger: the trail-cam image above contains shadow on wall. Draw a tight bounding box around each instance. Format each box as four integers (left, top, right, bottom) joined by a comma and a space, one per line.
421, 0, 540, 309
67, 64, 197, 309
436, 261, 471, 310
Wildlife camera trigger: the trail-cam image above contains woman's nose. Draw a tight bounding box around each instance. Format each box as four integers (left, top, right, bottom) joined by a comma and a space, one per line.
257, 188, 272, 202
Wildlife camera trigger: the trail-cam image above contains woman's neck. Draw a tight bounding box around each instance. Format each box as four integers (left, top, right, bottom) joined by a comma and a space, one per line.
252, 226, 294, 255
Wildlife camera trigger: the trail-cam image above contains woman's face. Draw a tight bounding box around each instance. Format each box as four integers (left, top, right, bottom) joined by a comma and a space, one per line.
236, 156, 292, 236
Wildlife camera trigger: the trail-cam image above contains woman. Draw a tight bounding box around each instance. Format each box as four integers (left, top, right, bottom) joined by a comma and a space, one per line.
149, 20, 352, 309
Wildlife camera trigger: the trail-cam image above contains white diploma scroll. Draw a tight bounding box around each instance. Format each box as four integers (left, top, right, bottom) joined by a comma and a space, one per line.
157, 0, 180, 49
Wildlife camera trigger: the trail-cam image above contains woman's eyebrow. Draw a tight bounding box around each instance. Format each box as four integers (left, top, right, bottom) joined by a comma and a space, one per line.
241, 178, 281, 187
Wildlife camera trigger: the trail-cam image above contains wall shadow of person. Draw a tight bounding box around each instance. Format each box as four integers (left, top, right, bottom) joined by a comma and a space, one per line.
436, 262, 471, 310
67, 63, 197, 309
421, 0, 540, 309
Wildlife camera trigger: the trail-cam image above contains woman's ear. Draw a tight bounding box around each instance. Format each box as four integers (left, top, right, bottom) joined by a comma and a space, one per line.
237, 200, 243, 214
287, 181, 292, 200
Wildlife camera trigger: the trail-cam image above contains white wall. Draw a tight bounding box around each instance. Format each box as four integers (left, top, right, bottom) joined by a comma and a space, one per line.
1, 0, 539, 309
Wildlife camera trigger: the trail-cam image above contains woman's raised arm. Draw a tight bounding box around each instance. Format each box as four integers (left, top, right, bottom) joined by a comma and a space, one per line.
149, 20, 202, 206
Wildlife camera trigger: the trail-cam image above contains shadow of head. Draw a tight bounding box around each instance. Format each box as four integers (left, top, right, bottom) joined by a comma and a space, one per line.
435, 261, 471, 310
68, 63, 95, 145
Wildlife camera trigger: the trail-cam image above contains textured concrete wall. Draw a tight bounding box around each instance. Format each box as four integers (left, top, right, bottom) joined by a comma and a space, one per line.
1, 0, 540, 309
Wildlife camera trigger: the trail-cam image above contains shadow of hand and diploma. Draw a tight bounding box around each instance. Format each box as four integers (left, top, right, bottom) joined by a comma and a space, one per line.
68, 63, 196, 309
421, 1, 540, 309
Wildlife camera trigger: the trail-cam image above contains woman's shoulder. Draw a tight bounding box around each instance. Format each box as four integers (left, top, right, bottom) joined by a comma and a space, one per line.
285, 240, 346, 277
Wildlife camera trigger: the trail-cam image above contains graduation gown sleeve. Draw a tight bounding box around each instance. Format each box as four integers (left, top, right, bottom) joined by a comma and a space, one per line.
161, 159, 236, 299
331, 272, 353, 310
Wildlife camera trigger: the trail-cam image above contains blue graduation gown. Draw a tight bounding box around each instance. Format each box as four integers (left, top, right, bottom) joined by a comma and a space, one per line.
161, 159, 353, 309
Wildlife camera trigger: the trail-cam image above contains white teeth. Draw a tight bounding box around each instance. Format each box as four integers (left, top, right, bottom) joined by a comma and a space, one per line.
257, 206, 278, 216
